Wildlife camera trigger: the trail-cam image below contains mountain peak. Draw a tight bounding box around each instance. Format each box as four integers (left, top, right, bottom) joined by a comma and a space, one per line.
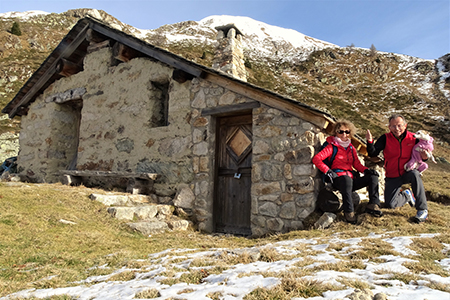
199, 15, 335, 50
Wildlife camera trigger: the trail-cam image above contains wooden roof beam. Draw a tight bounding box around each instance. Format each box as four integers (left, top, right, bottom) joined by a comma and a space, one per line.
86, 28, 107, 43
89, 22, 203, 78
112, 42, 142, 62
203, 72, 333, 130
8, 23, 90, 117
56, 58, 83, 77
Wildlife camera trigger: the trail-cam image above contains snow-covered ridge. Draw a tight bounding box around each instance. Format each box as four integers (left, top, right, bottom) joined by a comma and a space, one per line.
199, 15, 336, 50
0, 10, 49, 19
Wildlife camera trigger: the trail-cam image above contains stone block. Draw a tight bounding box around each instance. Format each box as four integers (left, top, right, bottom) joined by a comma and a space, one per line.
284, 147, 314, 164
314, 212, 337, 229
192, 128, 205, 143
90, 193, 129, 206
173, 186, 195, 209
199, 156, 209, 172
193, 117, 208, 127
292, 164, 314, 176
266, 218, 284, 232
194, 180, 209, 197
253, 181, 281, 195
274, 153, 284, 161
193, 142, 208, 156
134, 205, 158, 220
127, 220, 169, 235
254, 125, 282, 138
286, 177, 314, 194
253, 114, 273, 126
259, 202, 279, 217
218, 91, 236, 105
167, 219, 192, 231
279, 202, 296, 219
253, 140, 270, 154
157, 204, 175, 217
261, 164, 282, 181
252, 215, 266, 228
283, 164, 292, 179
107, 207, 135, 220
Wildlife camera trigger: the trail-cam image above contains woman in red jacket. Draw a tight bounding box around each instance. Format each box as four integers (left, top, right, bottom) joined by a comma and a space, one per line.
312, 120, 382, 224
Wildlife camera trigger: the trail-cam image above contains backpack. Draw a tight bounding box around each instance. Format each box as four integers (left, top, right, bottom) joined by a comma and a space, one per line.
319, 141, 338, 183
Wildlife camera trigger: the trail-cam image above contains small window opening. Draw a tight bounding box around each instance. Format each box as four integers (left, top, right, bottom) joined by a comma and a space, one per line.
150, 81, 169, 127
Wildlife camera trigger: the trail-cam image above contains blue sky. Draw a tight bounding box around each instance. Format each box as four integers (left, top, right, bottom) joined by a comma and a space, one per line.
1, 0, 449, 59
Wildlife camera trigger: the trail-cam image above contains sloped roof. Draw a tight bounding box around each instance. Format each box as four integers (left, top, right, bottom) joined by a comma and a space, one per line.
1, 16, 367, 154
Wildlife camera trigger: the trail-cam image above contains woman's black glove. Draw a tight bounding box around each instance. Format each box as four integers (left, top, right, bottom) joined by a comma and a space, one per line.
364, 169, 379, 177
326, 169, 338, 182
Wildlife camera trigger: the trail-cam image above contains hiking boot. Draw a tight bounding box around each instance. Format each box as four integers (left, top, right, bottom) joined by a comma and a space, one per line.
344, 212, 357, 224
365, 203, 383, 217
414, 209, 428, 223
404, 188, 416, 207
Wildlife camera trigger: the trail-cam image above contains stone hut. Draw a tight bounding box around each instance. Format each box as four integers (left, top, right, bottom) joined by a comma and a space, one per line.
2, 17, 367, 237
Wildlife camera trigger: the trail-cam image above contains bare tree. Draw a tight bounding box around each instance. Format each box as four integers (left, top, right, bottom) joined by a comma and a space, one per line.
347, 43, 355, 54
369, 44, 377, 56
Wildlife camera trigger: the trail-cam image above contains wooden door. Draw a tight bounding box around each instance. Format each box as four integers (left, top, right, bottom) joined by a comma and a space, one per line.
214, 114, 252, 235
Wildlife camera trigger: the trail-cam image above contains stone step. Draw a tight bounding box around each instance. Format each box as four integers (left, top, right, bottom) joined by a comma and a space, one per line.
127, 218, 192, 235
90, 193, 164, 206
90, 193, 192, 235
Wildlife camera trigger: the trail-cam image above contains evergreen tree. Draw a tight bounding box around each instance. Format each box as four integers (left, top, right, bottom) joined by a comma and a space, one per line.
11, 21, 22, 36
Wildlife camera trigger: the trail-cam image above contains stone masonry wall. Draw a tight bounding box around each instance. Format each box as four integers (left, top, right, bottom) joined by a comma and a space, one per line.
251, 106, 322, 236
17, 46, 322, 236
18, 48, 193, 187
18, 97, 80, 180
189, 78, 256, 232
188, 78, 322, 235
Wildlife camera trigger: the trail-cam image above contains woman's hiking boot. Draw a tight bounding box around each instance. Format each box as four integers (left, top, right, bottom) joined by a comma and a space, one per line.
344, 212, 357, 224
365, 203, 383, 217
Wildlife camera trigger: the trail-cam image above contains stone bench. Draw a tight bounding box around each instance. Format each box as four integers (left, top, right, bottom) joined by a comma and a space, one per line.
60, 170, 158, 195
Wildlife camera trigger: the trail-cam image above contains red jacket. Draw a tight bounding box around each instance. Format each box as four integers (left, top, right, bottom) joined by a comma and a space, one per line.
313, 136, 367, 179
383, 131, 416, 178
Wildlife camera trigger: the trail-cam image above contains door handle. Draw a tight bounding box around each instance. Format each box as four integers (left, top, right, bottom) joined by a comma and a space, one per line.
234, 173, 241, 179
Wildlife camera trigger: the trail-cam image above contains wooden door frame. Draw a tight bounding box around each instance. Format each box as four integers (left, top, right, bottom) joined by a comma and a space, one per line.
212, 109, 253, 234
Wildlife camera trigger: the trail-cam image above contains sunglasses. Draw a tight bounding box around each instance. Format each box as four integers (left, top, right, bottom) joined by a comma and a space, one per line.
337, 130, 351, 134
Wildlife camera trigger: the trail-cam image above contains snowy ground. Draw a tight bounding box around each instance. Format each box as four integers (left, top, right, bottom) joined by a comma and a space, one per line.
2, 231, 450, 300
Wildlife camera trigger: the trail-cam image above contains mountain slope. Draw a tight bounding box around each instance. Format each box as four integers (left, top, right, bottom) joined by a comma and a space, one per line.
0, 9, 449, 144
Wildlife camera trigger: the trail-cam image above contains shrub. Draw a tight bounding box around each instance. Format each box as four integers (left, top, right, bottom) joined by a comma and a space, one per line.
11, 22, 22, 36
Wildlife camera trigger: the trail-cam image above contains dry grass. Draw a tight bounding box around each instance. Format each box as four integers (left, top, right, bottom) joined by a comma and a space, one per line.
0, 183, 255, 296
134, 288, 160, 298
243, 275, 341, 300
106, 270, 137, 282
206, 291, 223, 300
158, 268, 210, 285
310, 259, 366, 272
1, 179, 450, 298
336, 278, 372, 290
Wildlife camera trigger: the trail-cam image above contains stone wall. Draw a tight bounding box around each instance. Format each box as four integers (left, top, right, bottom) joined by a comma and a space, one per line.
17, 46, 322, 236
18, 48, 192, 186
189, 78, 260, 232
251, 106, 322, 236
188, 78, 322, 235
0, 131, 19, 163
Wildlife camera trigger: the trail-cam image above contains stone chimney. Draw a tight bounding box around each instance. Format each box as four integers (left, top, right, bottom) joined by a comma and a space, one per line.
212, 24, 247, 82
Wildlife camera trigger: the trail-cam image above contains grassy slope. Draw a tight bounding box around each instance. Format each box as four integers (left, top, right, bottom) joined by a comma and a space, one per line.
0, 183, 256, 296
1, 182, 450, 297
